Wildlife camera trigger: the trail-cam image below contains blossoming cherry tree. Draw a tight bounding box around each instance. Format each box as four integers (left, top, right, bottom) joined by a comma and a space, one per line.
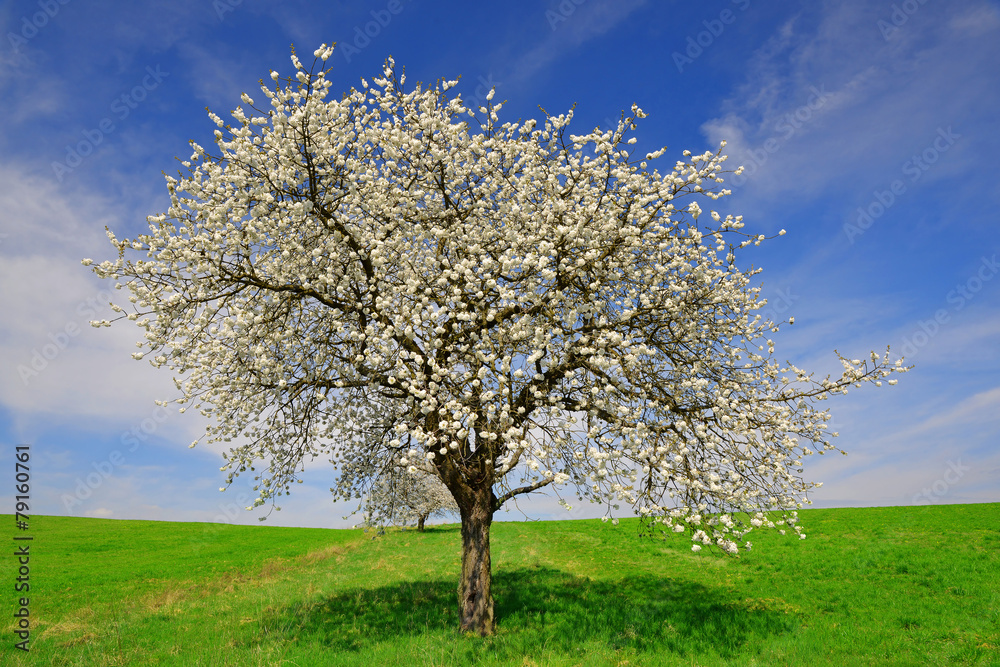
86, 44, 906, 635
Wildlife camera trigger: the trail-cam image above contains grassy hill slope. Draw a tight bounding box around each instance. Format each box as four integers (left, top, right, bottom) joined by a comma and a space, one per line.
3, 503, 999, 665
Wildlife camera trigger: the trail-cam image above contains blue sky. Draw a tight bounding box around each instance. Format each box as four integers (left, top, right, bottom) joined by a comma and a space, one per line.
1, 0, 997, 529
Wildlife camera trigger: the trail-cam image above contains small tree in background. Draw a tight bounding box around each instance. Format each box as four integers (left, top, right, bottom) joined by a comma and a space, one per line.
362, 466, 458, 532
86, 44, 907, 635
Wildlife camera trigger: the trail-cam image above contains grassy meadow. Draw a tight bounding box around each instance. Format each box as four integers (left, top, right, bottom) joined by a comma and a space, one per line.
2, 503, 998, 666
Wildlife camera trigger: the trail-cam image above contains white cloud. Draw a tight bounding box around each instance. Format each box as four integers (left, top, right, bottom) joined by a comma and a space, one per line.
0, 162, 209, 465
946, 3, 1000, 37
702, 1, 998, 216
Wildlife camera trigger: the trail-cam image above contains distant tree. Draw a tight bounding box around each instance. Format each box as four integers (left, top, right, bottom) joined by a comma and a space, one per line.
362, 466, 458, 532
86, 44, 907, 635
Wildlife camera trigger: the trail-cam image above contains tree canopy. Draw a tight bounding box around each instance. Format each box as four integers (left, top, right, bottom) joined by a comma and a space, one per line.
87, 44, 906, 634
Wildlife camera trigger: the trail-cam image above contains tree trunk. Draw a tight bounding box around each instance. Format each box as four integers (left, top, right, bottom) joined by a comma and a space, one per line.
458, 489, 495, 635
417, 513, 426, 532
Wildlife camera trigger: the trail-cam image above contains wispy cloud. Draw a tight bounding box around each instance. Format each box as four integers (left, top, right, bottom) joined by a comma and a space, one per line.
175, 41, 262, 111
894, 386, 1000, 439
0, 163, 180, 421
702, 1, 1000, 211
506, 0, 648, 86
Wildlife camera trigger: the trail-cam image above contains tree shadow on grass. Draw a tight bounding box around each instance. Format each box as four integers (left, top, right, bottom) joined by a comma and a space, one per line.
264, 565, 795, 660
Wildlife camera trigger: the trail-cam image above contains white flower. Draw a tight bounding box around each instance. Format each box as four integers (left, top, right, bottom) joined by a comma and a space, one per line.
81, 258, 93, 266
691, 545, 702, 552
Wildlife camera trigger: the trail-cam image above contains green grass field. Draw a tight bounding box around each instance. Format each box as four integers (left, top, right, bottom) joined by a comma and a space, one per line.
2, 503, 998, 666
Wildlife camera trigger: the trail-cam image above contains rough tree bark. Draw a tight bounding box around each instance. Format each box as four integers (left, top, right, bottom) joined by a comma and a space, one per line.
457, 486, 495, 635
417, 513, 427, 532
